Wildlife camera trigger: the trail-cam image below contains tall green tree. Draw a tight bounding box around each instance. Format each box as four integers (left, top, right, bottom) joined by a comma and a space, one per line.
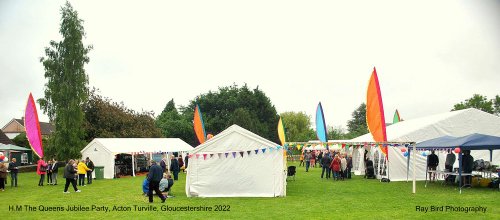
179, 84, 280, 145
494, 95, 500, 116
452, 94, 494, 114
280, 111, 315, 141
346, 103, 368, 139
155, 99, 193, 143
38, 1, 92, 160
84, 89, 162, 142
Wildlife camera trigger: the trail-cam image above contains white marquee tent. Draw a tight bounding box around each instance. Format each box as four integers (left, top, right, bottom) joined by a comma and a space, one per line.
350, 108, 500, 181
81, 138, 193, 179
186, 125, 286, 197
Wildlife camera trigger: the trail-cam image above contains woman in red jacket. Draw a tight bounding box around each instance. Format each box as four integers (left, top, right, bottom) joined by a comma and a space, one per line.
330, 154, 341, 181
37, 157, 48, 186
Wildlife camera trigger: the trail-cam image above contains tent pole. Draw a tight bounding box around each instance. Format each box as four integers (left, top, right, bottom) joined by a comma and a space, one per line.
412, 143, 416, 194
132, 153, 136, 177
490, 149, 493, 162
406, 147, 410, 182
458, 150, 462, 194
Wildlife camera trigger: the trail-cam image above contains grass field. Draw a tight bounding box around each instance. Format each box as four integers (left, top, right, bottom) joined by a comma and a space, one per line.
2, 162, 499, 219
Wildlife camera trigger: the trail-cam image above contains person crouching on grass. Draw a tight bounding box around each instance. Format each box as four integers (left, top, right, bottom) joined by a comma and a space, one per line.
63, 160, 80, 193
148, 160, 166, 203
77, 159, 92, 187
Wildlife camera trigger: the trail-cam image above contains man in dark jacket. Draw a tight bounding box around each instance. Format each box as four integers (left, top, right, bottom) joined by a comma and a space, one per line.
148, 160, 166, 203
63, 160, 80, 193
184, 154, 189, 173
427, 150, 439, 182
86, 157, 95, 184
170, 155, 180, 180
346, 155, 353, 179
8, 158, 18, 187
320, 153, 332, 179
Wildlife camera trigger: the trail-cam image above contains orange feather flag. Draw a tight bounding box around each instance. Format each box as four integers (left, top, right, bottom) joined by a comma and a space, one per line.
366, 67, 388, 156
193, 104, 207, 145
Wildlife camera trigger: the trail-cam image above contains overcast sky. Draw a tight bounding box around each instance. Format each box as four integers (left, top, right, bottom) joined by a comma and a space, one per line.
1, 0, 499, 131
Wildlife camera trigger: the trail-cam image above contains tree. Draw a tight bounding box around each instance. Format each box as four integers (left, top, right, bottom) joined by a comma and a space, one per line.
493, 95, 500, 116
155, 99, 193, 143
346, 103, 368, 139
84, 89, 162, 142
328, 126, 347, 140
38, 1, 92, 159
452, 94, 494, 114
178, 84, 280, 145
280, 111, 315, 141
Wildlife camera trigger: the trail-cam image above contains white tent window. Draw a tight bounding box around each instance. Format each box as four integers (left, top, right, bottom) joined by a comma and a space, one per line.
353, 149, 361, 171
374, 151, 380, 176
21, 153, 28, 164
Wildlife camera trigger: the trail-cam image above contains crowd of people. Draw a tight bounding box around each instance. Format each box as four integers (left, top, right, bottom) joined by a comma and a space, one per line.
300, 150, 353, 181
144, 154, 187, 203
32, 156, 95, 193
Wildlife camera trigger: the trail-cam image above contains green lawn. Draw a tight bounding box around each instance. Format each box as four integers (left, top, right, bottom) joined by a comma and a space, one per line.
2, 162, 499, 219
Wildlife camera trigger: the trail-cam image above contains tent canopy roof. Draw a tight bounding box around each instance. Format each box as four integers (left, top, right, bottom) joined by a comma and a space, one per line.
0, 143, 31, 151
416, 133, 500, 150
81, 138, 193, 154
192, 124, 279, 153
351, 108, 500, 143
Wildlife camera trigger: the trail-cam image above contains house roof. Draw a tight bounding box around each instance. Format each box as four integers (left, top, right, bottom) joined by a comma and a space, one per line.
11, 118, 55, 135
0, 130, 14, 145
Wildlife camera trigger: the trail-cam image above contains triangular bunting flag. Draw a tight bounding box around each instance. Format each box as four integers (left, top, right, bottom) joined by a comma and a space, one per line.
225, 153, 229, 158
247, 150, 251, 156
277, 146, 282, 150
218, 153, 222, 158
196, 154, 200, 159
255, 149, 259, 154
210, 154, 214, 158
342, 144, 346, 148
232, 152, 237, 158
239, 152, 244, 158
262, 148, 266, 154
269, 147, 274, 152
203, 154, 207, 160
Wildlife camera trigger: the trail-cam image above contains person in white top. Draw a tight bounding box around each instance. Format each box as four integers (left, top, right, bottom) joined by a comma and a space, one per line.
340, 154, 347, 181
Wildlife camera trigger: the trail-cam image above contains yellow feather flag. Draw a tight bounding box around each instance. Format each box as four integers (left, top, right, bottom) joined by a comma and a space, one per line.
277, 117, 286, 146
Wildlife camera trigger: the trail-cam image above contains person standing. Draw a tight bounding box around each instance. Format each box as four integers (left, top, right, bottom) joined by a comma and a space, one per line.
86, 157, 94, 184
330, 154, 341, 181
184, 154, 189, 173
340, 154, 347, 181
63, 160, 80, 193
445, 152, 456, 172
147, 160, 166, 203
317, 151, 323, 168
37, 157, 47, 186
170, 155, 180, 181
320, 152, 332, 179
0, 162, 7, 191
51, 158, 59, 185
8, 158, 18, 187
77, 159, 91, 186
47, 160, 53, 185
304, 152, 312, 172
346, 155, 353, 179
427, 150, 439, 182
160, 157, 167, 173
178, 156, 184, 172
